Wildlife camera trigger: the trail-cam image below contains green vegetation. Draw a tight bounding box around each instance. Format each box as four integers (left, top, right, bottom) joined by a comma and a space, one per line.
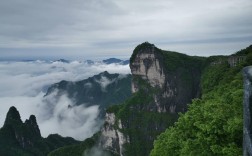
130, 42, 159, 64
49, 44, 251, 156
106, 77, 178, 156
3, 42, 250, 156
151, 46, 252, 156
45, 71, 132, 115
0, 107, 79, 156
162, 50, 205, 72
48, 138, 96, 156
48, 133, 117, 156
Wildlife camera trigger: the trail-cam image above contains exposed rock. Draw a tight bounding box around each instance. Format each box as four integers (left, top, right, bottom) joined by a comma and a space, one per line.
228, 56, 246, 67
130, 42, 202, 113
243, 66, 252, 156
99, 113, 128, 156
130, 44, 165, 91
100, 42, 203, 155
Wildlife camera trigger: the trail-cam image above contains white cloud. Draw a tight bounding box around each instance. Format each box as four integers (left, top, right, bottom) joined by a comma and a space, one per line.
95, 76, 115, 92
0, 0, 251, 57
39, 93, 103, 140
0, 60, 130, 140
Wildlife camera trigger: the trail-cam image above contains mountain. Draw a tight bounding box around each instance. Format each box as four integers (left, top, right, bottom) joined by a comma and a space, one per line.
102, 58, 129, 65
99, 42, 205, 155
47, 42, 251, 156
84, 60, 95, 65
53, 59, 70, 63
45, 71, 132, 115
99, 42, 250, 156
0, 106, 79, 156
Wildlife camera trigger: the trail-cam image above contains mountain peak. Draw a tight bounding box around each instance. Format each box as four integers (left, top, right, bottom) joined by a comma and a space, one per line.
102, 58, 122, 64
25, 114, 41, 138
4, 106, 22, 126
101, 70, 109, 75
55, 59, 69, 63
28, 115, 37, 125
102, 58, 129, 65
130, 42, 157, 64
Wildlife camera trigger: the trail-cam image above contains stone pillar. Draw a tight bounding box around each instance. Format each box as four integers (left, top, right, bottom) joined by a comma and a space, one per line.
243, 66, 252, 156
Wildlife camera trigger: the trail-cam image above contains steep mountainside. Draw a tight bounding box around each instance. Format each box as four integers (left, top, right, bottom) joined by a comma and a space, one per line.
243, 66, 252, 156
151, 46, 251, 156
45, 71, 132, 115
0, 106, 79, 156
100, 42, 251, 156
99, 42, 206, 156
48, 43, 251, 156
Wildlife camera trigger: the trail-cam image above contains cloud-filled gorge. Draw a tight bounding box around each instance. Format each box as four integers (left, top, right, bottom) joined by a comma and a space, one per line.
0, 60, 130, 140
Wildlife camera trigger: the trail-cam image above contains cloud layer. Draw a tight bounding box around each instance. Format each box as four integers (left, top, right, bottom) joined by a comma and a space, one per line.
0, 60, 130, 140
0, 0, 251, 58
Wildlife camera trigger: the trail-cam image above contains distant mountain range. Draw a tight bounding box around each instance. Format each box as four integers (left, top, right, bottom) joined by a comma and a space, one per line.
102, 58, 129, 65
45, 71, 132, 116
17, 58, 130, 65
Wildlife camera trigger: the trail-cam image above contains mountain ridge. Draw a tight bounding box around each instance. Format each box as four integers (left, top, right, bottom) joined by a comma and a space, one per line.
99, 42, 251, 156
44, 71, 132, 117
0, 106, 79, 156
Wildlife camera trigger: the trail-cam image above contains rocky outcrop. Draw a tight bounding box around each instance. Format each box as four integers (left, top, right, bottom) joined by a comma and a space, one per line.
228, 56, 246, 67
3, 106, 41, 149
4, 106, 22, 126
99, 113, 128, 156
130, 44, 165, 92
130, 42, 202, 113
100, 42, 204, 155
243, 66, 252, 156
0, 106, 79, 156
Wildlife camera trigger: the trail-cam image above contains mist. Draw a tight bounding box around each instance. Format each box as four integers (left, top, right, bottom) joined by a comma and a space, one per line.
0, 60, 130, 140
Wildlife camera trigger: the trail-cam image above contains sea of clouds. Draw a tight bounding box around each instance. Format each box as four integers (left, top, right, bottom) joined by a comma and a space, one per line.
0, 60, 130, 140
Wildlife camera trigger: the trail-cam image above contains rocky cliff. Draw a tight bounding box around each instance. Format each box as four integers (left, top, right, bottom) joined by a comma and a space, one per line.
46, 43, 251, 156
243, 66, 252, 156
130, 44, 165, 91
99, 112, 128, 155
99, 42, 205, 156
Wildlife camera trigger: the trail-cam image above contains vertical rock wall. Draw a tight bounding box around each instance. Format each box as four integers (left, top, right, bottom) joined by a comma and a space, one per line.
99, 113, 128, 156
243, 66, 252, 156
130, 52, 165, 92
100, 42, 203, 155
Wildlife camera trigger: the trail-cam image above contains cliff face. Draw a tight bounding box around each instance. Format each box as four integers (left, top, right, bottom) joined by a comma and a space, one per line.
130, 45, 165, 91
243, 66, 252, 156
99, 113, 128, 155
130, 43, 203, 113
100, 42, 204, 156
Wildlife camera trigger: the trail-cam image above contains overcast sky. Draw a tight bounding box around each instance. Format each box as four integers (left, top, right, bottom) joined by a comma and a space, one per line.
0, 0, 251, 60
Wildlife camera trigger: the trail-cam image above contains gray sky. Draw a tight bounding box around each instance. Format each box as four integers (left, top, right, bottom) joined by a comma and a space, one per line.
0, 0, 252, 60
